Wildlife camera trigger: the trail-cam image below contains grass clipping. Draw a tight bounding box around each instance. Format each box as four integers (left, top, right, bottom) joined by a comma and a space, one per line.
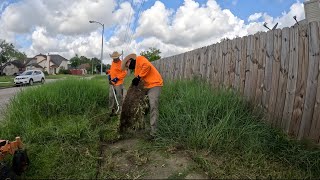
120, 81, 149, 133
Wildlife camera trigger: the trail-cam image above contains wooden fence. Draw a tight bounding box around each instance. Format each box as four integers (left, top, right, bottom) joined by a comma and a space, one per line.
152, 21, 320, 143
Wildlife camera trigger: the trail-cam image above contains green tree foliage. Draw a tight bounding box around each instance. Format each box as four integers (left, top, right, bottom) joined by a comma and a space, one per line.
70, 54, 81, 68
0, 39, 27, 74
140, 47, 161, 62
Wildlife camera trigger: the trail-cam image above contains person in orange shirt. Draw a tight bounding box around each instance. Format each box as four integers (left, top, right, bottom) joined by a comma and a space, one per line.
108, 51, 127, 115
122, 53, 163, 139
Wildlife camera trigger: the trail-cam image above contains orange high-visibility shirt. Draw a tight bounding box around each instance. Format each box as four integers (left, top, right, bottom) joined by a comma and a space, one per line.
109, 60, 127, 86
134, 56, 163, 89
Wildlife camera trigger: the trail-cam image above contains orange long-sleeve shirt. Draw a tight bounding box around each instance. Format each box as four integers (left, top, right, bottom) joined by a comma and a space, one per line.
134, 56, 163, 89
109, 60, 127, 86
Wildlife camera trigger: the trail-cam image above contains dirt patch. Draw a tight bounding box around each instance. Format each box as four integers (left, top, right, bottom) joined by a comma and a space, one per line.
98, 137, 208, 179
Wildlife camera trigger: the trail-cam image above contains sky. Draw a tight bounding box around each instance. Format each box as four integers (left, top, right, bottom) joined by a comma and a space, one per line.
0, 0, 306, 64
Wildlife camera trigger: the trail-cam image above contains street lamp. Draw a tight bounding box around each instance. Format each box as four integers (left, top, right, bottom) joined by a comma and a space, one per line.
89, 20, 104, 75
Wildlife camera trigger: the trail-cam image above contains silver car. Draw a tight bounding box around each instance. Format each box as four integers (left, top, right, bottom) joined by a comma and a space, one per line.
14, 70, 45, 86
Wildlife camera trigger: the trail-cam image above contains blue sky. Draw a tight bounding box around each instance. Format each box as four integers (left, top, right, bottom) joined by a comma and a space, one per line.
0, 0, 305, 61
141, 0, 298, 22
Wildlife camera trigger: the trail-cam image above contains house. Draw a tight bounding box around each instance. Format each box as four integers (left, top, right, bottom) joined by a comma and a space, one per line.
25, 54, 69, 74
2, 60, 25, 75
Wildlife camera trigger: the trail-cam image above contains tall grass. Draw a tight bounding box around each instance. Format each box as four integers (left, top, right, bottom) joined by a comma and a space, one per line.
157, 80, 320, 178
0, 78, 114, 178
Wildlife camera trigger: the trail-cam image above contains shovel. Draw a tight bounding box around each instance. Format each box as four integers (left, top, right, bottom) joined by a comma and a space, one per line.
111, 84, 120, 114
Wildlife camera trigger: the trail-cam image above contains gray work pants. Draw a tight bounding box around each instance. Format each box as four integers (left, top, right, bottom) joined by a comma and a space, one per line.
146, 86, 162, 136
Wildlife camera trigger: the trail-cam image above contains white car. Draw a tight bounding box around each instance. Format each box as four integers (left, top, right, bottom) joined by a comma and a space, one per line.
14, 70, 45, 86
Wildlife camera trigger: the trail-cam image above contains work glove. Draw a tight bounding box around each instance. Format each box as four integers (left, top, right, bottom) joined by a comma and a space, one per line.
107, 75, 113, 85
132, 76, 141, 86
111, 77, 119, 83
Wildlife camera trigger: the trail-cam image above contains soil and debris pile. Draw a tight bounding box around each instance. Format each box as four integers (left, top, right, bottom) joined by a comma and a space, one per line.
120, 81, 149, 133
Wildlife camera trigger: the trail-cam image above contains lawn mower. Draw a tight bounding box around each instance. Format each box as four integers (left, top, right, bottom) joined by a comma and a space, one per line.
0, 137, 29, 179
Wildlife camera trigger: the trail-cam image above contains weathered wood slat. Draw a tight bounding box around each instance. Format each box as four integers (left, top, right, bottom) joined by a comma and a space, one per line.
255, 32, 267, 106
299, 22, 320, 141
186, 51, 193, 80
269, 29, 282, 126
262, 30, 274, 115
179, 54, 184, 80
230, 39, 236, 89
206, 45, 214, 85
194, 48, 201, 79
244, 35, 254, 100
222, 40, 228, 88
299, 22, 320, 140
251, 33, 259, 101
240, 36, 247, 94
234, 38, 241, 91
172, 55, 177, 80
275, 28, 290, 129
289, 24, 309, 136
283, 25, 299, 132
213, 44, 220, 87
181, 53, 186, 80
226, 40, 232, 88
199, 47, 205, 79
218, 42, 224, 87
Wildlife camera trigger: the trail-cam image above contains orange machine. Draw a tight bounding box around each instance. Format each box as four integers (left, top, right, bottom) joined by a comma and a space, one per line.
0, 137, 23, 160
0, 137, 29, 178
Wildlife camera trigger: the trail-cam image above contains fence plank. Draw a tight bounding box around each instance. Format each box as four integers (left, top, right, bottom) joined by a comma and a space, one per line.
234, 38, 241, 91
262, 30, 274, 115
222, 40, 228, 88
283, 25, 299, 132
255, 32, 267, 106
251, 33, 260, 101
226, 39, 232, 88
230, 39, 236, 89
269, 29, 282, 126
275, 28, 290, 129
304, 22, 320, 142
240, 36, 248, 94
244, 35, 254, 100
186, 51, 193, 80
290, 24, 309, 136
206, 44, 214, 84
299, 22, 320, 140
199, 46, 207, 80
218, 42, 224, 87
213, 43, 220, 87
181, 53, 186, 80
179, 54, 184, 80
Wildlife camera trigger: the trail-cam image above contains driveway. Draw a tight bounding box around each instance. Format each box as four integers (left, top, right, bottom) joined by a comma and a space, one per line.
0, 79, 57, 121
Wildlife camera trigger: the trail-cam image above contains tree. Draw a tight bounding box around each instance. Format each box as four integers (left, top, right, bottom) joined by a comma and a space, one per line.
140, 47, 161, 62
96, 64, 107, 73
0, 40, 26, 75
70, 54, 81, 68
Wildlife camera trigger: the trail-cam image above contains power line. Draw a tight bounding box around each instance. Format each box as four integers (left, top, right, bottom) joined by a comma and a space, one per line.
125, 0, 146, 51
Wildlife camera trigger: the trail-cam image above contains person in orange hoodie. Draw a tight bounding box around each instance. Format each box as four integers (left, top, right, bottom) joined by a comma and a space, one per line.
122, 53, 163, 139
108, 51, 127, 115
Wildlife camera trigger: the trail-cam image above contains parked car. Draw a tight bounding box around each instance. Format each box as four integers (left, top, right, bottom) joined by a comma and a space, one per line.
14, 70, 45, 86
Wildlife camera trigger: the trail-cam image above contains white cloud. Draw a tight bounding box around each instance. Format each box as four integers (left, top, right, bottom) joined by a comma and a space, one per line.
248, 13, 263, 22
0, 0, 117, 35
135, 0, 259, 48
